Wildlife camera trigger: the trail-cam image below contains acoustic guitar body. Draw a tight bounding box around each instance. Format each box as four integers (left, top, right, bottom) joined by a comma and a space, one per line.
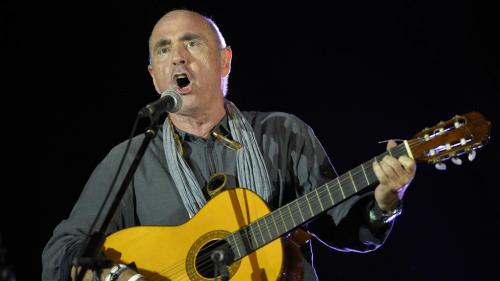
104, 188, 285, 281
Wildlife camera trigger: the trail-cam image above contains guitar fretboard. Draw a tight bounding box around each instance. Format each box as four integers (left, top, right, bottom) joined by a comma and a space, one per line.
225, 142, 409, 260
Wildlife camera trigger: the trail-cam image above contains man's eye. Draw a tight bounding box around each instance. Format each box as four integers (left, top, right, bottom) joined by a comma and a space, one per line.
187, 40, 199, 48
157, 47, 170, 56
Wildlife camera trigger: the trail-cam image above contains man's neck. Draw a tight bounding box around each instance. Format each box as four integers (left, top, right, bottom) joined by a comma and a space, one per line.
169, 105, 226, 139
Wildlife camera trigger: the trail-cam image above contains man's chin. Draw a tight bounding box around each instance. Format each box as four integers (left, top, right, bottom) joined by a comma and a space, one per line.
172, 100, 199, 116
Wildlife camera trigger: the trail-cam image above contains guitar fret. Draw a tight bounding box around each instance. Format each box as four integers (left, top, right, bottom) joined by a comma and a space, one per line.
337, 178, 346, 199
267, 216, 275, 239
343, 173, 357, 197
305, 194, 314, 217
315, 188, 324, 211
229, 234, 241, 258
263, 216, 273, 241
296, 200, 305, 222
278, 208, 288, 230
287, 204, 296, 226
361, 164, 370, 185
349, 171, 357, 192
278, 208, 288, 233
256, 221, 265, 245
271, 213, 280, 235
250, 227, 259, 248
308, 190, 323, 215
354, 166, 370, 193
326, 183, 335, 206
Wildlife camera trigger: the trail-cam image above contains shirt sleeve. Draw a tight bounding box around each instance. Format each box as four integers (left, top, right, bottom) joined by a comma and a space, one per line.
41, 144, 137, 281
285, 115, 393, 253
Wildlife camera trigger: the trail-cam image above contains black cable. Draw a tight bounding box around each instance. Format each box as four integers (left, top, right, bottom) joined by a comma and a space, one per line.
75, 116, 141, 280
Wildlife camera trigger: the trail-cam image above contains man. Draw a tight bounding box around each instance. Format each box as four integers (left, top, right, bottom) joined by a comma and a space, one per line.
42, 9, 416, 281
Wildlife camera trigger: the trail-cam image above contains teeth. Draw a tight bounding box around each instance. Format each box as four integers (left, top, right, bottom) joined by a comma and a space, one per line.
176, 75, 191, 88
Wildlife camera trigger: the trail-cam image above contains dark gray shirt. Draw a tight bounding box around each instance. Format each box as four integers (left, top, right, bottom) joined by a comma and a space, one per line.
42, 111, 392, 281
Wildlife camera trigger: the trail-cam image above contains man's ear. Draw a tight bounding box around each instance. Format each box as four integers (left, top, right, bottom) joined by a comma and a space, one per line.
220, 46, 232, 77
148, 64, 161, 94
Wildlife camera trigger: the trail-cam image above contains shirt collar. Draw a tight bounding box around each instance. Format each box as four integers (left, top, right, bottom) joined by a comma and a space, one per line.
174, 114, 231, 142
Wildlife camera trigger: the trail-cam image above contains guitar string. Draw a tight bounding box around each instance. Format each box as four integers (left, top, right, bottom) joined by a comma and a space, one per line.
146, 138, 431, 279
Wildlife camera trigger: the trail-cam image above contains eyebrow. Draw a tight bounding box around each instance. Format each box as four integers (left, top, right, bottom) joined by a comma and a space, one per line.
153, 33, 203, 52
179, 33, 202, 42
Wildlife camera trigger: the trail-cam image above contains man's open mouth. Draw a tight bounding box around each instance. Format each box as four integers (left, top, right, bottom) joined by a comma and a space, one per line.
175, 74, 191, 89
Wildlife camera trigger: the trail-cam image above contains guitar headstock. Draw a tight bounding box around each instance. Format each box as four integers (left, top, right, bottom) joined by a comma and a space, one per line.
407, 112, 491, 170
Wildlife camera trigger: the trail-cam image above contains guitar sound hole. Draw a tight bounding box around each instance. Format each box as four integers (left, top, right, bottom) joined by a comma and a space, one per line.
195, 239, 232, 278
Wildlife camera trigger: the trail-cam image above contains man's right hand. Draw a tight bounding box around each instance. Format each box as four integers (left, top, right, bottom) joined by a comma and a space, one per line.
71, 265, 146, 281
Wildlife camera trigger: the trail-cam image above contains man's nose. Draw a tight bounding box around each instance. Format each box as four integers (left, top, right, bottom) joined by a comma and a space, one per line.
172, 45, 187, 65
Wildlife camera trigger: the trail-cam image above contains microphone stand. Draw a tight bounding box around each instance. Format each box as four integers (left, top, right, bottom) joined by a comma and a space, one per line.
75, 113, 162, 281
211, 250, 229, 281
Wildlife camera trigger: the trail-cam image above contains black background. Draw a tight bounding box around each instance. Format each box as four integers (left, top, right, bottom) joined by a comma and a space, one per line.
3, 0, 499, 280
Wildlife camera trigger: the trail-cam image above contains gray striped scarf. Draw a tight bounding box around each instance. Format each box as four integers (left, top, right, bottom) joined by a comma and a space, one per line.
162, 100, 272, 218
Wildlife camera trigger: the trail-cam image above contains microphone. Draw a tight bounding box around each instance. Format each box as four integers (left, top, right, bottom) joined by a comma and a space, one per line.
138, 90, 182, 118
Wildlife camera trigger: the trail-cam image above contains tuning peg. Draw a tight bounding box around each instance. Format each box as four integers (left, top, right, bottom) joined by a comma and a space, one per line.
468, 150, 476, 161
435, 162, 447, 171
451, 157, 462, 165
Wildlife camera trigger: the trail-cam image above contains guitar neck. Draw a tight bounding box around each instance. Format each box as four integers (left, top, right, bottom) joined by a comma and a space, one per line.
226, 142, 411, 260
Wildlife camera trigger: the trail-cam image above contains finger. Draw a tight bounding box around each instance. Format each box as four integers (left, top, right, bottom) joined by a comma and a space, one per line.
384, 157, 414, 188
379, 158, 400, 183
399, 156, 417, 174
382, 155, 407, 179
372, 160, 389, 185
386, 139, 398, 150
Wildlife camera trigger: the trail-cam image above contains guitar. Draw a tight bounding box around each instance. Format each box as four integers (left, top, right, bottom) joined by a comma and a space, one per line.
103, 112, 491, 281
